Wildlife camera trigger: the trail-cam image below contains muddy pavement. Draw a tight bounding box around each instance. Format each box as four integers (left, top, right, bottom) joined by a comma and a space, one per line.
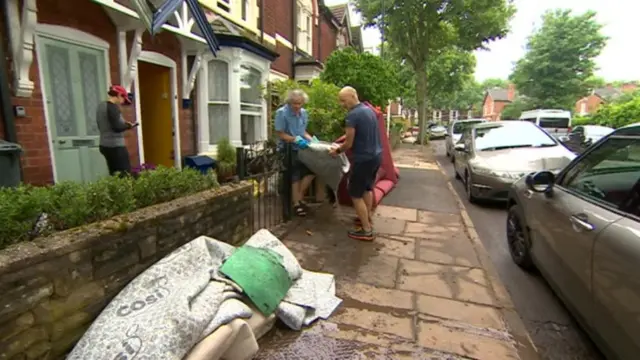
255, 145, 538, 360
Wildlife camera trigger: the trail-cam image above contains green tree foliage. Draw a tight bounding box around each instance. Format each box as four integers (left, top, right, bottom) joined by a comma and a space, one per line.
388, 45, 477, 112
320, 48, 399, 107
585, 76, 606, 90
356, 0, 515, 143
480, 78, 509, 90
510, 9, 607, 109
270, 79, 347, 141
588, 94, 640, 128
500, 97, 532, 120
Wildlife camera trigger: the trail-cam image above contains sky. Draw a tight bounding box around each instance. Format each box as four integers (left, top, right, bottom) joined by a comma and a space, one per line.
325, 0, 640, 82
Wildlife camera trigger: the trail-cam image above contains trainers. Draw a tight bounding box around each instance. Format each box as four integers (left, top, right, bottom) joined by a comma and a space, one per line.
348, 227, 375, 241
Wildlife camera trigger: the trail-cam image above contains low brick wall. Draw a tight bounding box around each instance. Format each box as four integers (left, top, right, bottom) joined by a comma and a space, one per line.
0, 182, 254, 359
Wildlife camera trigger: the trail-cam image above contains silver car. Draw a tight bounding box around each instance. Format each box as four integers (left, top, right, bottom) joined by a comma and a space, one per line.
453, 121, 575, 203
445, 119, 486, 161
507, 123, 640, 359
429, 124, 447, 139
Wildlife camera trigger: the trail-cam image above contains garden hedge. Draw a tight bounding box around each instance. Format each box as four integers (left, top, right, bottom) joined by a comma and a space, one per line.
0, 167, 219, 249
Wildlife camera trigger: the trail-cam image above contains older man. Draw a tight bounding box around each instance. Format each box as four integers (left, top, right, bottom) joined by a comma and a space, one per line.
329, 86, 382, 241
275, 89, 316, 217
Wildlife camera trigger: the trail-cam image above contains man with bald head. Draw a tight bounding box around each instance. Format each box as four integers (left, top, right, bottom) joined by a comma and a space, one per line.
329, 86, 382, 241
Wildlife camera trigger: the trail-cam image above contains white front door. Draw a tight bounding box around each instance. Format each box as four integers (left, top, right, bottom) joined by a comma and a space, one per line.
39, 36, 109, 183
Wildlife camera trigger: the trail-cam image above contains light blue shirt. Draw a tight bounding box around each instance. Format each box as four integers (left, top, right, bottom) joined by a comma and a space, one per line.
274, 104, 308, 150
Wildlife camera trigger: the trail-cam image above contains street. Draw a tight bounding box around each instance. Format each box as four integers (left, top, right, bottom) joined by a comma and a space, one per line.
431, 140, 603, 360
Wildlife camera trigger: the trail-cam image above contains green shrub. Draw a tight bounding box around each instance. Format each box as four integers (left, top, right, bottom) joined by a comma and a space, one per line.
0, 167, 218, 250
216, 137, 237, 174
270, 79, 346, 141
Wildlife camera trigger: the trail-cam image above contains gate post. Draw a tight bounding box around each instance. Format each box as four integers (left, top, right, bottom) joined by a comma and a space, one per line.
282, 143, 293, 221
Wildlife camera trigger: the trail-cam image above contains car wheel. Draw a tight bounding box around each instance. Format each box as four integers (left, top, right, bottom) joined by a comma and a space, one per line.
465, 172, 477, 203
506, 204, 535, 271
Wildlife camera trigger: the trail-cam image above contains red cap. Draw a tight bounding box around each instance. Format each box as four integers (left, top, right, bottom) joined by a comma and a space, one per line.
109, 85, 131, 104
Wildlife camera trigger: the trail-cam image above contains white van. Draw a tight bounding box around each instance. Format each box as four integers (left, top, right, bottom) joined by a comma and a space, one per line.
519, 109, 572, 140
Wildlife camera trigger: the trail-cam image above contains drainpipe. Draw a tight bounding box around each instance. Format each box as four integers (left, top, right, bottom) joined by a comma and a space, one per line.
291, 0, 296, 79
0, 4, 18, 143
317, 7, 322, 61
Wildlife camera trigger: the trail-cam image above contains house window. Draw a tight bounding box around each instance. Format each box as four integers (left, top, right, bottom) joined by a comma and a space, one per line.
240, 65, 263, 144
217, 0, 231, 13
580, 101, 587, 115
199, 49, 269, 152
297, 0, 313, 54
207, 60, 230, 144
242, 0, 248, 20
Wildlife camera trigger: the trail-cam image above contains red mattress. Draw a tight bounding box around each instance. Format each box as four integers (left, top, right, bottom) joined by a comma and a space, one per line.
336, 102, 399, 206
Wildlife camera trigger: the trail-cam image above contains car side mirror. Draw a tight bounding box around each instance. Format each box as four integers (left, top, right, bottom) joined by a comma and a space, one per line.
525, 171, 555, 194
454, 143, 466, 152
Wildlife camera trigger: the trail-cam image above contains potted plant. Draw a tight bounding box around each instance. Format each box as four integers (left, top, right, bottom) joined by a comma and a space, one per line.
216, 137, 237, 182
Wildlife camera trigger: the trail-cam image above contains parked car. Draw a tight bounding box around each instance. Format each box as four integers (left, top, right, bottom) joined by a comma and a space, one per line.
564, 125, 615, 154
428, 124, 447, 139
520, 109, 572, 140
506, 123, 640, 359
445, 119, 486, 161
453, 121, 575, 203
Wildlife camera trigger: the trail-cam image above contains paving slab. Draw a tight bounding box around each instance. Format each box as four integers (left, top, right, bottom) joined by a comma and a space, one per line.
398, 259, 496, 306
381, 168, 459, 214
257, 145, 538, 360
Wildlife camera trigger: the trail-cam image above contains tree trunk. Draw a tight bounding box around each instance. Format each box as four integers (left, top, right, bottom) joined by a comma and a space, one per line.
415, 65, 428, 145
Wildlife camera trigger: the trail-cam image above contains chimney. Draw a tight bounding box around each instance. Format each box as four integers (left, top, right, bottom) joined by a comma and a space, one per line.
507, 83, 516, 101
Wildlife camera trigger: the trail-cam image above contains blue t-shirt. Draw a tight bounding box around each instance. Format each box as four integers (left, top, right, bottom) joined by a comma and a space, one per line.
274, 105, 308, 151
346, 103, 382, 162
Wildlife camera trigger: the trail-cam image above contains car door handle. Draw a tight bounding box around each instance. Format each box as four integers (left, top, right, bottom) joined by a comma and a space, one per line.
570, 214, 594, 232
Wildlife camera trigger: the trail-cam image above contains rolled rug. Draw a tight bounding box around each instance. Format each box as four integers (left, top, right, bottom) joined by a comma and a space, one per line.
297, 141, 350, 192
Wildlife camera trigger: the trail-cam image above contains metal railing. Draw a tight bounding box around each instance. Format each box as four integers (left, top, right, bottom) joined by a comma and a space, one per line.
235, 142, 293, 233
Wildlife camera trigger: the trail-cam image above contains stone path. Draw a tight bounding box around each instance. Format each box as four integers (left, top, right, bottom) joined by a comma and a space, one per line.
256, 145, 538, 360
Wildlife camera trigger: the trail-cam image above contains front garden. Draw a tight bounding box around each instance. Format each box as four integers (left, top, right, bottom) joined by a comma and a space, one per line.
0, 166, 219, 250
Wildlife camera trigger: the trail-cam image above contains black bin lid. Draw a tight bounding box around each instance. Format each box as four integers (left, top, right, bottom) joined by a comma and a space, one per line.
0, 140, 22, 153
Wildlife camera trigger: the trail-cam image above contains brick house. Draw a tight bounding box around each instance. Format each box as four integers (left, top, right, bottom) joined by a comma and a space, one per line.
0, 0, 361, 186
482, 83, 516, 121
575, 83, 638, 116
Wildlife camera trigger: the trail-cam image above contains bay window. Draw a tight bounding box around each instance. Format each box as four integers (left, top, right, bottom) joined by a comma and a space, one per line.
208, 60, 230, 144
197, 48, 270, 152
297, 0, 313, 54
240, 65, 263, 144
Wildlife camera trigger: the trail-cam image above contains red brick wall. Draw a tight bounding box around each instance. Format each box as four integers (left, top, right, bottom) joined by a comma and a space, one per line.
575, 95, 605, 115
3, 0, 194, 185
319, 16, 338, 63
264, 0, 293, 77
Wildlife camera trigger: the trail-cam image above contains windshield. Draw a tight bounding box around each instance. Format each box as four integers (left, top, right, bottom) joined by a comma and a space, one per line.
453, 121, 484, 134
474, 124, 558, 151
586, 126, 614, 137
539, 117, 570, 129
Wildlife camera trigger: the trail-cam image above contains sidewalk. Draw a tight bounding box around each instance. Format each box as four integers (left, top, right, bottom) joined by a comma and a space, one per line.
257, 144, 538, 359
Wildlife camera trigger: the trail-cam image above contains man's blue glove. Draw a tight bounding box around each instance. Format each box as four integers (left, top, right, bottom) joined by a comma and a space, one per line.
294, 135, 310, 149
311, 135, 320, 143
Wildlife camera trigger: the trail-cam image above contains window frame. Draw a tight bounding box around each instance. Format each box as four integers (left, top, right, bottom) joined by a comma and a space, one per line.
555, 132, 640, 216
206, 59, 231, 145
297, 0, 313, 54
199, 49, 269, 151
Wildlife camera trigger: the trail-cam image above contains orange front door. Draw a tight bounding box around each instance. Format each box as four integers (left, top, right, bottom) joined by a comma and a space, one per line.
138, 62, 173, 168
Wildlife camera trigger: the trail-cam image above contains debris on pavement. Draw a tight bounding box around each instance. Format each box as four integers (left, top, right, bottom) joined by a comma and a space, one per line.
67, 229, 342, 360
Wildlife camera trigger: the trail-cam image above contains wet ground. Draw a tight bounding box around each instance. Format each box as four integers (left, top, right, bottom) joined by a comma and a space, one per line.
432, 140, 603, 360
256, 145, 536, 360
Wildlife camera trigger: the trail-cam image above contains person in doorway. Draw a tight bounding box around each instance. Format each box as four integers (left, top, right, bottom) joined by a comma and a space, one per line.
329, 86, 382, 241
275, 89, 317, 217
97, 85, 137, 176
